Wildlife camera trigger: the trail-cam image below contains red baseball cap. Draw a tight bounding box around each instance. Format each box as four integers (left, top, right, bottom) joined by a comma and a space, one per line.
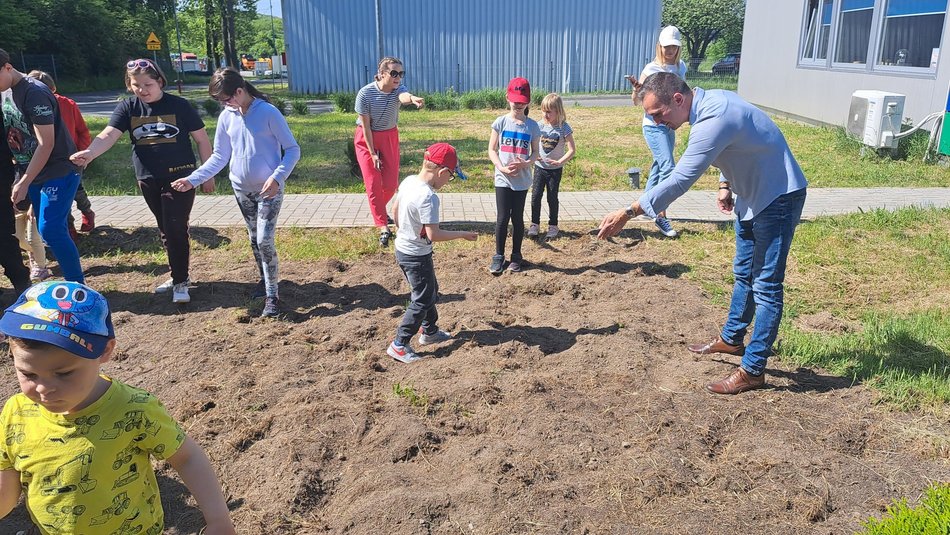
424, 143, 467, 180
506, 77, 531, 104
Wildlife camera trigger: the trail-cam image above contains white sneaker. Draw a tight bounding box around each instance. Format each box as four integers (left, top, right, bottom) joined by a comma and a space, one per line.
172, 282, 191, 303
156, 278, 190, 294
546, 225, 559, 238
418, 329, 452, 345
527, 223, 540, 237
155, 278, 174, 293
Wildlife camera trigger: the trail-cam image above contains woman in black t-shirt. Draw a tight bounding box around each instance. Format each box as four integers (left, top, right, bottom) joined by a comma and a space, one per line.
71, 59, 212, 304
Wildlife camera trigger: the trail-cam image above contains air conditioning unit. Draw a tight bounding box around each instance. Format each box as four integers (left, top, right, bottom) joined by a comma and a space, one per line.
847, 90, 906, 149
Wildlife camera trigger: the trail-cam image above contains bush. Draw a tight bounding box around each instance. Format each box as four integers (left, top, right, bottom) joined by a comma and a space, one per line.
270, 96, 289, 116
201, 98, 221, 117
420, 87, 460, 111
344, 140, 361, 178
459, 88, 506, 110
532, 89, 546, 106
332, 92, 356, 113
291, 99, 309, 115
859, 482, 950, 534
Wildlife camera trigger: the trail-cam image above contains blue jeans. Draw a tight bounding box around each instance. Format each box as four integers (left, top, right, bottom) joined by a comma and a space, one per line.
642, 123, 675, 192
721, 188, 807, 376
234, 189, 283, 298
28, 171, 83, 283
394, 250, 439, 346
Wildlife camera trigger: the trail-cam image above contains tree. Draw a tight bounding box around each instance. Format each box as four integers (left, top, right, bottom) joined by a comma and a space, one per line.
663, 0, 746, 72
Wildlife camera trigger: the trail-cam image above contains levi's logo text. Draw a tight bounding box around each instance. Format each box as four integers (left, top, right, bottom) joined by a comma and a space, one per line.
19, 323, 94, 352
500, 130, 531, 156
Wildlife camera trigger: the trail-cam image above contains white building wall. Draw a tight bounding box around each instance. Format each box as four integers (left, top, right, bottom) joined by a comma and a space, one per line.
739, 0, 950, 126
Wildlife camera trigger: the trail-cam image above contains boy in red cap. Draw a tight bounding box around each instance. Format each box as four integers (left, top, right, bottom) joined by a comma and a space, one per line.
387, 143, 477, 363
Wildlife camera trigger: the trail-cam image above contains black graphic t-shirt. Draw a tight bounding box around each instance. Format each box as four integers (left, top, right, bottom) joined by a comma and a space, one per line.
108, 93, 204, 181
2, 76, 78, 185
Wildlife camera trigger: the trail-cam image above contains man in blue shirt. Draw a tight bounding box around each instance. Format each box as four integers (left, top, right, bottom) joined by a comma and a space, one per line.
598, 72, 808, 395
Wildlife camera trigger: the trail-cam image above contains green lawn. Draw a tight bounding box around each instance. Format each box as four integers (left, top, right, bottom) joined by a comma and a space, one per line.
81, 103, 949, 196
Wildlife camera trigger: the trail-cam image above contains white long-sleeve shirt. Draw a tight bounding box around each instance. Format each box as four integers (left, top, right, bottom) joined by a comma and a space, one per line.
185, 98, 300, 192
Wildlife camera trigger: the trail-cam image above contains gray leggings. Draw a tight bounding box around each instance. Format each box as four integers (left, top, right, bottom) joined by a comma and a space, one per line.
234, 189, 283, 298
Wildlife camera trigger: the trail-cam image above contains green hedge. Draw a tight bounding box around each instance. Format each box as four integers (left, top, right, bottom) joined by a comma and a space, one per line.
859, 482, 950, 535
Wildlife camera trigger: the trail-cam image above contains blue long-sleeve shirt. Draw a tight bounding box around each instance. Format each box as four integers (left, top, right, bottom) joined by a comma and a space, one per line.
185, 98, 300, 192
639, 88, 808, 221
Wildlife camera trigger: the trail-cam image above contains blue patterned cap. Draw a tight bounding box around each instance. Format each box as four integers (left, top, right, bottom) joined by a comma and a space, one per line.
0, 281, 115, 359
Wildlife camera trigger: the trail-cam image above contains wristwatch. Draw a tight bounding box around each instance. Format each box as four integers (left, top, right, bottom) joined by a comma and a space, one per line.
624, 206, 636, 217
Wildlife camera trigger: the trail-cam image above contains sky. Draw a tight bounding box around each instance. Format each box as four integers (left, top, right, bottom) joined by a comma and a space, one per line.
256, 0, 282, 19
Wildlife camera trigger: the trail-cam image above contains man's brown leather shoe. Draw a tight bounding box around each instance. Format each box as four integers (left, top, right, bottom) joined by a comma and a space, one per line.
706, 367, 765, 395
687, 337, 745, 356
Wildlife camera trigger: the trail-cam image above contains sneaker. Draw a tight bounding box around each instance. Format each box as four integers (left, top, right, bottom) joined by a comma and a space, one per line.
654, 216, 679, 238
379, 229, 393, 247
388, 342, 422, 363
30, 264, 51, 282
155, 278, 189, 294
172, 282, 190, 303
261, 296, 280, 317
418, 329, 452, 345
546, 225, 559, 239
527, 223, 540, 237
507, 260, 522, 272
489, 254, 505, 275
79, 210, 96, 233
251, 279, 266, 299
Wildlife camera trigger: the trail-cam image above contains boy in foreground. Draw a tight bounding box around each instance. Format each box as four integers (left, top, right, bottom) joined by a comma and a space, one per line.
387, 143, 477, 363
0, 281, 234, 534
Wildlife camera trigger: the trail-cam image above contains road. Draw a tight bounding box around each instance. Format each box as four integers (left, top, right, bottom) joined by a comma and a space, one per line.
71, 79, 334, 117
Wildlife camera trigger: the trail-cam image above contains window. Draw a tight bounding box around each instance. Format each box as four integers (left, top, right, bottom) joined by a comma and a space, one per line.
802, 0, 834, 61
835, 0, 875, 64
799, 0, 946, 73
877, 0, 947, 68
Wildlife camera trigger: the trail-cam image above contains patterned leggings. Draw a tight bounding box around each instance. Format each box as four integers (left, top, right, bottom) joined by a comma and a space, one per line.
234, 189, 284, 298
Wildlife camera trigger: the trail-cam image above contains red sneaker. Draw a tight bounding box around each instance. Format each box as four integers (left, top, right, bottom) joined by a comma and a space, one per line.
79, 210, 95, 233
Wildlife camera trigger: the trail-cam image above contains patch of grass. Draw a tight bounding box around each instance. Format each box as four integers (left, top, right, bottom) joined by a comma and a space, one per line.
858, 482, 950, 534
275, 228, 380, 261
663, 207, 950, 414
80, 104, 950, 197
778, 310, 950, 412
392, 383, 429, 410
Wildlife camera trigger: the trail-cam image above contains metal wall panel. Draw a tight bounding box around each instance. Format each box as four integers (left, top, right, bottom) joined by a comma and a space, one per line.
283, 0, 661, 94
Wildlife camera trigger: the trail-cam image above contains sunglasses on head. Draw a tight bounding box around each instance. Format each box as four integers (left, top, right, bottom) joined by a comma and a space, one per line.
127, 59, 154, 70
388, 70, 405, 78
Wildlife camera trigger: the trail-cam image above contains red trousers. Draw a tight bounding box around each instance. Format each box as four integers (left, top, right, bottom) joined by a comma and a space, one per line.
355, 126, 399, 227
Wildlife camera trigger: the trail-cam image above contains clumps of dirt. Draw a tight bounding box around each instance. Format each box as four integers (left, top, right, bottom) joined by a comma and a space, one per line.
0, 224, 947, 534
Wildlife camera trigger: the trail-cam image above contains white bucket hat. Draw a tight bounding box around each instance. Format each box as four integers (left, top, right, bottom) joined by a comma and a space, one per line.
659, 26, 682, 47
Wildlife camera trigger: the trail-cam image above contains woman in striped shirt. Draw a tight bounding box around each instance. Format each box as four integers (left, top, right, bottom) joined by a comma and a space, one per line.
354, 56, 424, 246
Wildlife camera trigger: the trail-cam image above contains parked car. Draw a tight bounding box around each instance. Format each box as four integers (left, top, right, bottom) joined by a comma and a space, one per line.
712, 53, 741, 75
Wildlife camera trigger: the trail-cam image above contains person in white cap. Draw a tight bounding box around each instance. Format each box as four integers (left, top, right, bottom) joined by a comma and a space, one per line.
626, 25, 687, 238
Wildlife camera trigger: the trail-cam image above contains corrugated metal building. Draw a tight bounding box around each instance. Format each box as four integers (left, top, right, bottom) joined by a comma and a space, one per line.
282, 0, 662, 94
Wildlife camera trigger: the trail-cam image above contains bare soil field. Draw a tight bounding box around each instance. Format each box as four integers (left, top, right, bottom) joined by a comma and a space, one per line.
1, 224, 947, 534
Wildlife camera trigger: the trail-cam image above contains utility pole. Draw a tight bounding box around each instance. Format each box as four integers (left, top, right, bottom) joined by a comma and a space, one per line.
270, 0, 279, 90
374, 0, 384, 60
173, 0, 185, 94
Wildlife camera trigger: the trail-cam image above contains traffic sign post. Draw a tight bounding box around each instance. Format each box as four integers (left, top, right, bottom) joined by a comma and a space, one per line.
146, 32, 161, 51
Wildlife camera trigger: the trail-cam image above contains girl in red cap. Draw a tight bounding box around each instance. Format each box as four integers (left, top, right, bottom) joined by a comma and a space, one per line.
487, 77, 541, 274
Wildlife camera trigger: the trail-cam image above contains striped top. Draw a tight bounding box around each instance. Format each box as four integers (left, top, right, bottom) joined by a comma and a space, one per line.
355, 81, 408, 131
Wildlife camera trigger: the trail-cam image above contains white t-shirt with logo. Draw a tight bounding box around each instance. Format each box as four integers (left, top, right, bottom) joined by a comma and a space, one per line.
394, 174, 440, 256
492, 114, 541, 190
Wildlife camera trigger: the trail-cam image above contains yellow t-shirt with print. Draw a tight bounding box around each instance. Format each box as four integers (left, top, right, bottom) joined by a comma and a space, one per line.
0, 376, 185, 535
